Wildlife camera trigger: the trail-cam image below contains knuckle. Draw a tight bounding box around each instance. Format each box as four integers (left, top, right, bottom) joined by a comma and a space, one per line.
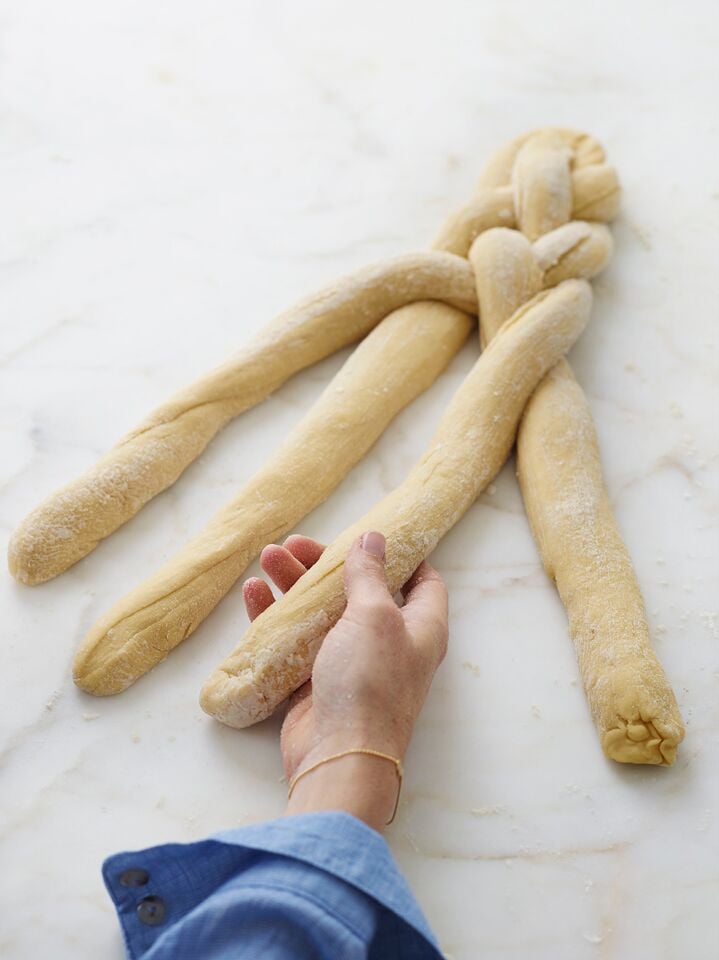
370, 598, 402, 628
348, 595, 400, 630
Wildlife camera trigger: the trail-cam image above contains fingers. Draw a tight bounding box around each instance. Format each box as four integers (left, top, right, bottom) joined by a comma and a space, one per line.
401, 560, 449, 664
283, 535, 325, 569
343, 531, 392, 608
260, 535, 325, 592
243, 577, 275, 621
244, 535, 324, 619
260, 544, 308, 593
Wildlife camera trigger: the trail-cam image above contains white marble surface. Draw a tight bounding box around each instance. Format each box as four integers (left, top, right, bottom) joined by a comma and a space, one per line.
1, 2, 718, 957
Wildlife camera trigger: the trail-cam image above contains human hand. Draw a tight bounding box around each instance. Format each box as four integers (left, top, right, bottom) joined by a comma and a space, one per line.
243, 531, 448, 831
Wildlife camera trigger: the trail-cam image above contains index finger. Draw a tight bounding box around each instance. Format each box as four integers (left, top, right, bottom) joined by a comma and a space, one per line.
283, 535, 325, 569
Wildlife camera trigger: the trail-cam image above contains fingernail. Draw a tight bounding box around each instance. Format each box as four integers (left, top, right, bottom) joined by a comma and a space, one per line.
361, 531, 385, 558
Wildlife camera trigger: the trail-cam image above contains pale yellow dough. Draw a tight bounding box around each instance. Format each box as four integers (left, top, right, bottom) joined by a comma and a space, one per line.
73, 299, 473, 694
73, 224, 610, 698
8, 253, 476, 585
14, 127, 683, 767
9, 131, 618, 588
471, 131, 684, 764
70, 129, 618, 697
200, 278, 592, 727
201, 130, 683, 769
518, 362, 684, 764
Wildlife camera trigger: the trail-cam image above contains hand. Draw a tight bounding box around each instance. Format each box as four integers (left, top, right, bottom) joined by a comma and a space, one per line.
243, 531, 449, 831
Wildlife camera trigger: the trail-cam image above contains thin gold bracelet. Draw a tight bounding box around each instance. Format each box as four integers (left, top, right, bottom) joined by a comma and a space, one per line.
287, 749, 404, 825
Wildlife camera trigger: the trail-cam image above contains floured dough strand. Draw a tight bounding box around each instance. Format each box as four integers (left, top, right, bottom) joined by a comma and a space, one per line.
200, 279, 592, 728
472, 131, 684, 764
73, 219, 612, 696
518, 365, 685, 764
7, 252, 476, 585
73, 301, 473, 694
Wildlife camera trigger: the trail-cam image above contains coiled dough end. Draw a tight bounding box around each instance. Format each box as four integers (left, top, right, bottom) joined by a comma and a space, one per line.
593, 667, 685, 766
602, 716, 684, 766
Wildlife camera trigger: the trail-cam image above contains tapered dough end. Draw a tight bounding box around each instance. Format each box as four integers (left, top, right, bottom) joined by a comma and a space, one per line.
7, 546, 34, 585
8, 489, 115, 586
73, 641, 140, 696
199, 669, 269, 729
73, 616, 166, 696
8, 525, 58, 585
201, 569, 340, 724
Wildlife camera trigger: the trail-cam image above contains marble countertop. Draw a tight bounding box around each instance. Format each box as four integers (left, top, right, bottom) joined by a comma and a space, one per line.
2, 2, 717, 957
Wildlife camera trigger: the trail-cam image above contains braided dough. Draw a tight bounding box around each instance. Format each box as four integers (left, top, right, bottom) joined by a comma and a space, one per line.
69, 129, 618, 697
73, 223, 612, 697
9, 130, 618, 588
201, 130, 683, 767
200, 278, 591, 727
11, 126, 683, 767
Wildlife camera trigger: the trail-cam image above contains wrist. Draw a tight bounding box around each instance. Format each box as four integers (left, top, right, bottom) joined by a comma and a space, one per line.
284, 750, 402, 833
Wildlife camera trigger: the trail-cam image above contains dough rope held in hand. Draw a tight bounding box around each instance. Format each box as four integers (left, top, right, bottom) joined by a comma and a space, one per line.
200, 278, 592, 728
8, 128, 618, 586
471, 131, 684, 764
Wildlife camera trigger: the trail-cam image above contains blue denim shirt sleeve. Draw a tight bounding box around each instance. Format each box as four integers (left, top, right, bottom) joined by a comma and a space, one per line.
103, 811, 444, 959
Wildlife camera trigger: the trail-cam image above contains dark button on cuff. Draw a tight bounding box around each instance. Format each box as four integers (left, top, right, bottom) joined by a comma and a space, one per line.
119, 868, 150, 888
137, 895, 166, 926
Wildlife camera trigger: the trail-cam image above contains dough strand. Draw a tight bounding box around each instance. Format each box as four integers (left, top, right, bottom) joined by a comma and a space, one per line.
472, 131, 684, 764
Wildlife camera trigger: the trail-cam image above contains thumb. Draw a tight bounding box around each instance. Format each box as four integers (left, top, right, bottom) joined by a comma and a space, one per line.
343, 531, 390, 607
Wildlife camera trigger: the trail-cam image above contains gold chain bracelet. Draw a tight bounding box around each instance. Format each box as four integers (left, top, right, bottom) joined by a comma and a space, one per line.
287, 748, 404, 825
